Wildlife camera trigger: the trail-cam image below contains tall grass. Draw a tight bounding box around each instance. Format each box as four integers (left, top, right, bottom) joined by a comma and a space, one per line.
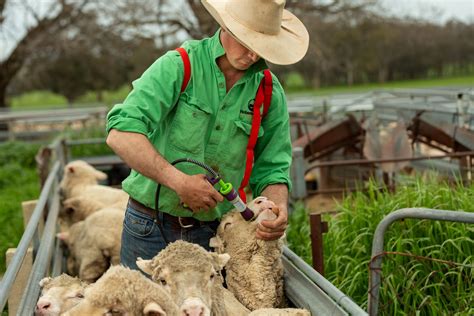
287, 176, 474, 315
0, 142, 41, 273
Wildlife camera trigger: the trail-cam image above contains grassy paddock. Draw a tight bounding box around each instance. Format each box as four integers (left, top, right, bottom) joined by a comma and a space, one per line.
7, 75, 473, 109
287, 176, 473, 315
0, 142, 41, 273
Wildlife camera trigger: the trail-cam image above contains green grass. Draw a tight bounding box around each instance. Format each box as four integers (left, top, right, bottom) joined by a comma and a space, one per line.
8, 85, 132, 110
286, 75, 474, 95
7, 75, 473, 109
0, 142, 41, 273
287, 176, 474, 315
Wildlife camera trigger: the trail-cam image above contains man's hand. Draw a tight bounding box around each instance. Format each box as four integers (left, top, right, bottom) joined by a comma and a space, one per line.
256, 204, 288, 240
174, 174, 223, 213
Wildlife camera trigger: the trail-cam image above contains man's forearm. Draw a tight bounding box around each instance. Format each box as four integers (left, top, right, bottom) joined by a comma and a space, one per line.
261, 184, 289, 211
106, 129, 184, 192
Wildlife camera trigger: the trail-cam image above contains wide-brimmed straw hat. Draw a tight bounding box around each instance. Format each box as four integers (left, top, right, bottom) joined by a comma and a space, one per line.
202, 0, 309, 65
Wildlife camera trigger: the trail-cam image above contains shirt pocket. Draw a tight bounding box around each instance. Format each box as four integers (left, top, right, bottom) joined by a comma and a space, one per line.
169, 96, 211, 154
226, 119, 264, 170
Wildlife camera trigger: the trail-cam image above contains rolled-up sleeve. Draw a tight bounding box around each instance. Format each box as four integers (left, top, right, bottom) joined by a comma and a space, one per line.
106, 51, 184, 136
250, 77, 292, 196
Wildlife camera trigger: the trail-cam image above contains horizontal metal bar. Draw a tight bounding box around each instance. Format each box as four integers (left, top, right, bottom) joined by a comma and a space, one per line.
283, 246, 367, 315
65, 138, 106, 146
307, 151, 474, 169
0, 162, 60, 312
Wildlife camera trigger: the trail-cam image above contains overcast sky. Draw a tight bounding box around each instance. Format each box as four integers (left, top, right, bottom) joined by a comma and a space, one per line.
381, 0, 473, 23
1, 0, 473, 61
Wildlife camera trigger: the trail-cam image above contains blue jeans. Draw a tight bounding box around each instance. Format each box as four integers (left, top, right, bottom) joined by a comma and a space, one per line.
120, 203, 218, 271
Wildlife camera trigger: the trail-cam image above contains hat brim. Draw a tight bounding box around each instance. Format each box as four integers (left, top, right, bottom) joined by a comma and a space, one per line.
202, 0, 309, 65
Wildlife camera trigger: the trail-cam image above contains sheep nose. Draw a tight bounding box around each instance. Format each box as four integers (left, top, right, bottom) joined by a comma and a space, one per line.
180, 298, 207, 316
182, 305, 204, 316
36, 300, 51, 311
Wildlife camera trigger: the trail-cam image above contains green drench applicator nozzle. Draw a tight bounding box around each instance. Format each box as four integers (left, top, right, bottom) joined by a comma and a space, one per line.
218, 180, 254, 221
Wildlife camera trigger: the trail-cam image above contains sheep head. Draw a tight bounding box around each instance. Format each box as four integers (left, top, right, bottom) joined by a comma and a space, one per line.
59, 160, 107, 198
210, 196, 279, 253
35, 274, 87, 316
137, 240, 230, 316
63, 266, 177, 316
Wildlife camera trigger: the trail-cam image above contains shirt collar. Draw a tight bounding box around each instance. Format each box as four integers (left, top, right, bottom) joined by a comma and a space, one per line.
209, 29, 268, 78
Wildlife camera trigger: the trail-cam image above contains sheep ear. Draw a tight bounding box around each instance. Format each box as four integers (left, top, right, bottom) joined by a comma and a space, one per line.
94, 170, 107, 181
39, 277, 52, 288
57, 232, 69, 242
209, 236, 223, 248
216, 253, 230, 270
136, 258, 153, 276
143, 302, 167, 316
68, 166, 75, 173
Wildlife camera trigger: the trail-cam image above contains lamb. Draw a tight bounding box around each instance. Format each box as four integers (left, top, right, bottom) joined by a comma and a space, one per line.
137, 240, 249, 316
35, 274, 87, 316
58, 207, 124, 283
249, 308, 311, 316
209, 196, 285, 310
59, 160, 128, 207
63, 265, 179, 316
60, 196, 124, 228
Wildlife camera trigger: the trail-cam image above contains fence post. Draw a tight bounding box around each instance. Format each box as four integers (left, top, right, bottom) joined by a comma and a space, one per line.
309, 213, 328, 275
5, 248, 33, 316
291, 147, 307, 202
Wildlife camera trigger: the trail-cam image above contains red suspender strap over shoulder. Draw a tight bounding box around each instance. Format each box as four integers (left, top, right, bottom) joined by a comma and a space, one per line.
175, 48, 272, 204
175, 47, 191, 93
238, 69, 273, 202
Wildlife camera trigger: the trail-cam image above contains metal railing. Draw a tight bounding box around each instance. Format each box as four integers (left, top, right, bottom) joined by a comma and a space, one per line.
368, 208, 474, 316
0, 162, 60, 312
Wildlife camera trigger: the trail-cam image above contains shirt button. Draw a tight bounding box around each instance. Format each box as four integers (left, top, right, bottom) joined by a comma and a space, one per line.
218, 82, 225, 88
215, 125, 221, 130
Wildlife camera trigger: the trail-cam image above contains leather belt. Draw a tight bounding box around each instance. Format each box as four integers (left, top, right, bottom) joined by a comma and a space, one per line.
128, 198, 218, 229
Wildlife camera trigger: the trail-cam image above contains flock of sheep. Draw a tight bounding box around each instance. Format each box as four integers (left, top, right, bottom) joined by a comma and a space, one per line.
35, 160, 311, 316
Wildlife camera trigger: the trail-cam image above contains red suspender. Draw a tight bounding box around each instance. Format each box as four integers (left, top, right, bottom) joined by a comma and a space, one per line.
175, 47, 191, 92
238, 69, 273, 202
175, 48, 272, 203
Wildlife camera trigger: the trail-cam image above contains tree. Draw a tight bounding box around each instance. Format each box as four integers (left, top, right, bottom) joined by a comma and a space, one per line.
0, 0, 90, 108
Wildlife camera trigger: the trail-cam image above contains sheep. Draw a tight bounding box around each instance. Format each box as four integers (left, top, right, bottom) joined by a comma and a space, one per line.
58, 207, 124, 283
136, 240, 240, 316
59, 160, 128, 207
209, 196, 286, 311
35, 274, 87, 316
60, 196, 124, 228
249, 308, 311, 316
63, 265, 179, 316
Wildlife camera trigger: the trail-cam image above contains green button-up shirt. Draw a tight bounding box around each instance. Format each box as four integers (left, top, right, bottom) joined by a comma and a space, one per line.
106, 29, 292, 221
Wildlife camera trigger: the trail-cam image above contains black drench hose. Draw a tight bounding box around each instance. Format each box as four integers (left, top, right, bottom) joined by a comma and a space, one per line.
154, 158, 255, 244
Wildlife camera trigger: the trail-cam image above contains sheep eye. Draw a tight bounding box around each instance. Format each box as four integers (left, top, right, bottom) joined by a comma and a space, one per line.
76, 293, 84, 298
255, 200, 262, 204
210, 273, 215, 280
159, 278, 167, 286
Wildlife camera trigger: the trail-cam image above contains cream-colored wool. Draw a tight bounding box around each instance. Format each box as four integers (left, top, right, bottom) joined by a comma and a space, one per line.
210, 197, 285, 311
249, 308, 311, 316
60, 196, 125, 228
59, 160, 128, 207
58, 208, 124, 283
63, 265, 179, 316
137, 240, 233, 316
36, 274, 87, 316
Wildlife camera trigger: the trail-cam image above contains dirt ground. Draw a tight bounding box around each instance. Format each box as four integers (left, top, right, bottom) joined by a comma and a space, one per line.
304, 194, 341, 215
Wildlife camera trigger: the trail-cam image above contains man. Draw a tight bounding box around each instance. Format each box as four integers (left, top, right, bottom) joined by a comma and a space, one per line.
106, 0, 309, 270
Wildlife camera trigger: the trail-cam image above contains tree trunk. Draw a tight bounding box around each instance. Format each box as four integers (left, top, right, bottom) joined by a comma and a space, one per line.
0, 81, 9, 131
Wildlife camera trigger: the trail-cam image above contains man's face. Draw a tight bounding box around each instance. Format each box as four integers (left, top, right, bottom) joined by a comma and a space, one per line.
220, 30, 260, 70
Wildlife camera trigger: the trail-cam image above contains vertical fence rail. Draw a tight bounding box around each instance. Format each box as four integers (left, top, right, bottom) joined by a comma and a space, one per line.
368, 208, 474, 316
